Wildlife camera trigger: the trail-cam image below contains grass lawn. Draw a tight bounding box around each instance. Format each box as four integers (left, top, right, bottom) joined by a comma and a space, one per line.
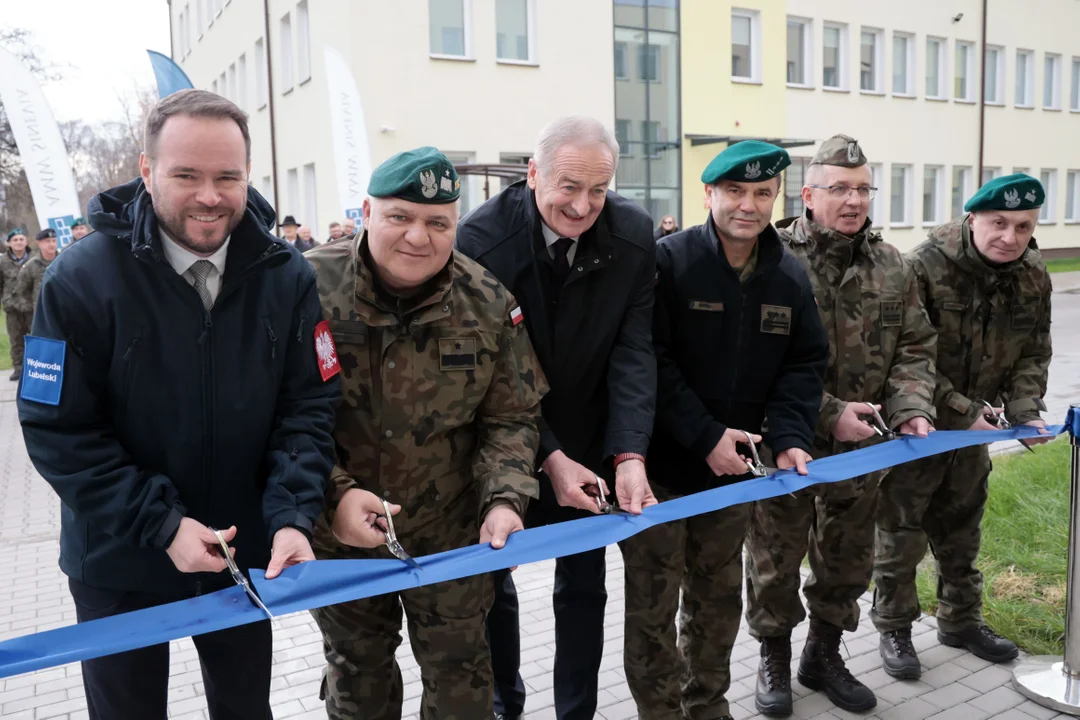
915, 438, 1071, 655
1045, 257, 1080, 274
0, 312, 9, 371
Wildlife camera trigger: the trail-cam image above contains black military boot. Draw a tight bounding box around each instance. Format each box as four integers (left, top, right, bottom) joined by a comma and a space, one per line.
755, 634, 793, 717
797, 621, 877, 712
880, 628, 922, 679
8, 366, 19, 382
938, 624, 1019, 663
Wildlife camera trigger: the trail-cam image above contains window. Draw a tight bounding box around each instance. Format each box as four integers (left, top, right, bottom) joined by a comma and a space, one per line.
890, 165, 912, 225
952, 166, 972, 218
926, 36, 946, 99
443, 152, 477, 211
228, 63, 237, 103
640, 43, 659, 81
615, 120, 632, 157
211, 78, 218, 94
642, 121, 661, 159
984, 46, 1004, 104
177, 9, 186, 57
219, 71, 227, 100
429, 0, 469, 57
237, 53, 248, 111
783, 158, 810, 218
1066, 170, 1080, 221
1013, 167, 1031, 177
206, 0, 214, 27
982, 167, 1001, 186
1071, 58, 1080, 111
731, 8, 760, 82
196, 0, 204, 38
923, 165, 944, 225
869, 163, 883, 225
496, 0, 533, 62
286, 168, 300, 219
1040, 170, 1057, 222
1045, 53, 1062, 109
296, 0, 311, 83
823, 23, 847, 89
255, 38, 268, 108
955, 41, 975, 101
1016, 50, 1034, 107
859, 28, 883, 92
614, 42, 627, 79
303, 163, 318, 235
279, 12, 294, 93
787, 17, 811, 86
261, 175, 273, 206
184, 4, 192, 55
892, 32, 913, 96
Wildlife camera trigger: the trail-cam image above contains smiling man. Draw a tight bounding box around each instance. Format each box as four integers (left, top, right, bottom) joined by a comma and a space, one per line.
16, 89, 339, 719
872, 173, 1053, 674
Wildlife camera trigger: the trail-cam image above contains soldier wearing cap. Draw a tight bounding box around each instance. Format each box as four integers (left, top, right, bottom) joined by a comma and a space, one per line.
872, 173, 1053, 674
71, 218, 91, 243
621, 141, 828, 720
11, 228, 59, 351
305, 146, 548, 719
1, 227, 33, 380
744, 135, 937, 716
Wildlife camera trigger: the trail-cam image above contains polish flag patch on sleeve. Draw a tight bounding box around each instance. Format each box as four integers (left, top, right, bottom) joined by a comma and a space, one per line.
314, 320, 341, 381
509, 305, 524, 326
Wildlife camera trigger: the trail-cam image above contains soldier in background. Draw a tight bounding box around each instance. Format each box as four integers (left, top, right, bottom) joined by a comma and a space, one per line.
306, 146, 547, 719
745, 135, 937, 716
11, 228, 58, 339
872, 173, 1053, 676
1, 227, 32, 381
71, 218, 92, 243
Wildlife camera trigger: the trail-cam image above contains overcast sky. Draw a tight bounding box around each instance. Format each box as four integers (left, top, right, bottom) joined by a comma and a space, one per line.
3, 0, 172, 125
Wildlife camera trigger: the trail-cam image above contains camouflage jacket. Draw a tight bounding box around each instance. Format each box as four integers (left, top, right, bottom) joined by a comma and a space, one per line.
305, 235, 547, 539
908, 218, 1052, 429
778, 215, 937, 454
10, 254, 52, 315
0, 249, 32, 312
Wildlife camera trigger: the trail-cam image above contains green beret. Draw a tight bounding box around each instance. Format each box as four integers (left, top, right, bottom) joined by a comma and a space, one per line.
811, 134, 866, 167
6, 227, 26, 241
368, 146, 461, 204
701, 140, 791, 185
964, 173, 1045, 213
72, 217, 87, 228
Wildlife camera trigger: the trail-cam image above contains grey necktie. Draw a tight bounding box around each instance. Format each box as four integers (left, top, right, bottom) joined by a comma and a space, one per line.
188, 259, 215, 310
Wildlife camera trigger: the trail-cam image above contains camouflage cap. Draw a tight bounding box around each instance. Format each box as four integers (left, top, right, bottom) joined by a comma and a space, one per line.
368, 146, 461, 204
701, 140, 791, 184
810, 134, 866, 167
6, 227, 26, 241
964, 173, 1045, 213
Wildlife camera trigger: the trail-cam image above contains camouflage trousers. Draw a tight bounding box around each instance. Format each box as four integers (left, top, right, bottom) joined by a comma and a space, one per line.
620, 485, 752, 720
871, 446, 991, 634
5, 309, 31, 369
310, 493, 494, 720
745, 473, 880, 638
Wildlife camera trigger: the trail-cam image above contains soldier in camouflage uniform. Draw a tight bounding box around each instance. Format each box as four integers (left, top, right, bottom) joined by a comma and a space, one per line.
744, 136, 937, 716
11, 229, 57, 377
1, 227, 33, 380
306, 147, 548, 720
872, 173, 1053, 675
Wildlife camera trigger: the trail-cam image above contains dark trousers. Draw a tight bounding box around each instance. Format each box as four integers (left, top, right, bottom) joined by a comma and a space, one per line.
488, 524, 608, 719
69, 578, 274, 720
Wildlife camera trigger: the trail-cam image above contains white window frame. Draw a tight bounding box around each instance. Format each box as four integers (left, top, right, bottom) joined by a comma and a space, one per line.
952, 166, 972, 219
211, 77, 218, 94
177, 9, 187, 58
615, 119, 632, 158
238, 53, 248, 112
196, 0, 204, 39
982, 167, 1001, 186
495, 0, 538, 65
296, 0, 311, 84
955, 40, 976, 102
926, 36, 947, 100
922, 165, 945, 226
892, 31, 915, 97
1013, 167, 1031, 178
614, 41, 628, 80
286, 168, 300, 221
642, 120, 662, 159
822, 22, 848, 91
1066, 170, 1080, 222
1016, 49, 1035, 108
890, 164, 913, 227
786, 16, 813, 88
218, 71, 227, 99
206, 0, 214, 28
228, 62, 237, 103
1044, 53, 1062, 110
1040, 169, 1058, 223
303, 163, 318, 235
429, 0, 474, 60
1071, 57, 1080, 112
731, 8, 762, 83
859, 27, 884, 94
869, 163, 883, 227
261, 175, 274, 207
984, 45, 1005, 105
279, 12, 294, 94
255, 38, 268, 109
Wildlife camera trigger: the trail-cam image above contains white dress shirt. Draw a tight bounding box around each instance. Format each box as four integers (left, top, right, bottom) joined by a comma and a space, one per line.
159, 231, 231, 304
540, 221, 580, 266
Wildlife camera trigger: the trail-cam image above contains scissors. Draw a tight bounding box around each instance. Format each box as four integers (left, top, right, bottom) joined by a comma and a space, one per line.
741, 430, 777, 478
376, 499, 422, 569
211, 528, 274, 619
860, 405, 896, 441
981, 401, 1036, 454
584, 474, 631, 515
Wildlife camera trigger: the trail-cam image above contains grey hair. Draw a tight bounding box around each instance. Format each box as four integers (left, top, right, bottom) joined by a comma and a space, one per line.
533, 115, 620, 174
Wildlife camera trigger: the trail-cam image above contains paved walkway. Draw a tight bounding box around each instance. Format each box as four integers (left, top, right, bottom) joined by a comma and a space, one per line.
0, 283, 1078, 719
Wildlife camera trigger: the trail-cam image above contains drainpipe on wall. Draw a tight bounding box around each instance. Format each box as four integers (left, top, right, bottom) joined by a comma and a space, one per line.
263, 0, 282, 233
977, 0, 988, 184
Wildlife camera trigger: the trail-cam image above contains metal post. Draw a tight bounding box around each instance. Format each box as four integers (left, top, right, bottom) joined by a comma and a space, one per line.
1013, 404, 1080, 714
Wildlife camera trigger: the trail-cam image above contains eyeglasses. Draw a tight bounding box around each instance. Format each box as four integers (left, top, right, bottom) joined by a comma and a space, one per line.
807, 184, 878, 200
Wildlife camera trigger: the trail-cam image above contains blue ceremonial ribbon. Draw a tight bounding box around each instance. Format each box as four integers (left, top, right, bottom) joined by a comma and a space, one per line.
0, 423, 1065, 679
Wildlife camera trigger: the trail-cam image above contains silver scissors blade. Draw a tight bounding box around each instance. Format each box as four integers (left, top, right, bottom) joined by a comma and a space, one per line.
588, 474, 632, 515
378, 500, 422, 570
865, 405, 896, 440
211, 529, 273, 619
741, 430, 770, 477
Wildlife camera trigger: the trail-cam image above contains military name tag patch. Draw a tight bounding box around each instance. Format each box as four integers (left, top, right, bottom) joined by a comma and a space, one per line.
688, 300, 724, 312
439, 337, 476, 371
880, 300, 903, 327
314, 320, 341, 382
20, 336, 65, 406
760, 305, 792, 335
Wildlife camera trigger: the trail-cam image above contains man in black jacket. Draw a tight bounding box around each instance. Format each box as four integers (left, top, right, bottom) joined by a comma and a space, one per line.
456, 115, 657, 720
16, 89, 339, 719
621, 141, 827, 720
